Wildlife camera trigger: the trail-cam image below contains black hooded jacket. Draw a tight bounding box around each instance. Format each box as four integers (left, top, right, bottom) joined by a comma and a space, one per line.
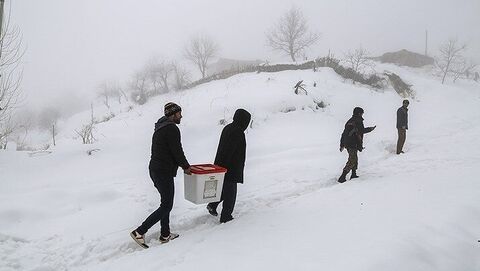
214, 109, 251, 183
149, 116, 190, 177
340, 115, 375, 151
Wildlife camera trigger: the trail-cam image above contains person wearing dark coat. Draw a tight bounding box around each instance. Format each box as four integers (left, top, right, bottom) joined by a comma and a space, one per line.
396, 99, 409, 154
338, 107, 376, 183
207, 109, 251, 223
131, 102, 191, 248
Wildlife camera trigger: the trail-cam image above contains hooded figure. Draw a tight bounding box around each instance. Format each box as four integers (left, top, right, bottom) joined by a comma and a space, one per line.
338, 107, 376, 183
207, 109, 251, 223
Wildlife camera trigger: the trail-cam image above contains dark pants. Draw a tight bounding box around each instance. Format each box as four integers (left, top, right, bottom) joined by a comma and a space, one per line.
397, 128, 406, 154
207, 181, 237, 223
136, 170, 174, 237
343, 148, 358, 173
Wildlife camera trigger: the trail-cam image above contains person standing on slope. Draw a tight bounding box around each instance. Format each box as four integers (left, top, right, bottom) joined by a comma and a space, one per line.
396, 99, 409, 155
338, 107, 376, 183
207, 109, 251, 223
131, 102, 191, 248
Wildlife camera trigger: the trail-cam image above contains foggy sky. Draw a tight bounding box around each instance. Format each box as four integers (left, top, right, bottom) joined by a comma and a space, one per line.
10, 0, 480, 111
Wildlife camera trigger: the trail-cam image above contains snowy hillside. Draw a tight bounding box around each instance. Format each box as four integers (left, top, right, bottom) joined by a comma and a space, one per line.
1, 65, 480, 271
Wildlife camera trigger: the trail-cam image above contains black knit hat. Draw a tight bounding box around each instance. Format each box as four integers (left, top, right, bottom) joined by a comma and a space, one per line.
164, 102, 182, 117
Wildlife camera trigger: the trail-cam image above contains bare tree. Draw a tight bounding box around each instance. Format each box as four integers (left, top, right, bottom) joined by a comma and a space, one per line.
452, 59, 477, 83
172, 62, 191, 91
184, 35, 219, 79
146, 59, 173, 94
436, 38, 468, 84
37, 107, 60, 131
75, 103, 96, 144
15, 122, 31, 150
0, 115, 15, 149
129, 70, 149, 104
343, 46, 375, 84
266, 7, 319, 62
97, 81, 111, 109
0, 3, 24, 139
98, 81, 124, 108
51, 121, 58, 146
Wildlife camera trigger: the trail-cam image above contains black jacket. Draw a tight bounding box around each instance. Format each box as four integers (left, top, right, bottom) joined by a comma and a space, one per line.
396, 106, 408, 129
340, 115, 374, 151
214, 109, 251, 183
149, 116, 190, 177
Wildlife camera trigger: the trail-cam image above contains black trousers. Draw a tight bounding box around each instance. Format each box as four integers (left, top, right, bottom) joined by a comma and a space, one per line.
136, 170, 174, 237
397, 128, 407, 154
207, 181, 237, 223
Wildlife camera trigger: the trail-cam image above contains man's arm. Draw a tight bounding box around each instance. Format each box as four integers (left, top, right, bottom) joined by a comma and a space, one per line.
397, 108, 406, 128
166, 126, 190, 170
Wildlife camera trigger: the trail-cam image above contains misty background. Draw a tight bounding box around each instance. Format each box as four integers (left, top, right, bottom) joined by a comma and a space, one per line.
10, 0, 480, 117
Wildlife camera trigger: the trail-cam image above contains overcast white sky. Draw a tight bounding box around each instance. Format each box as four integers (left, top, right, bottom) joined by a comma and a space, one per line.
9, 0, 480, 111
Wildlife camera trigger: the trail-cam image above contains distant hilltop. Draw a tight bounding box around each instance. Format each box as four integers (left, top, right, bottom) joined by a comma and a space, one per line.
373, 49, 434, 68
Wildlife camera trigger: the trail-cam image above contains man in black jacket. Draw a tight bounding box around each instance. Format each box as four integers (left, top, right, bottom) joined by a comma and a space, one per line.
338, 107, 376, 183
396, 99, 409, 154
207, 109, 251, 223
131, 102, 191, 248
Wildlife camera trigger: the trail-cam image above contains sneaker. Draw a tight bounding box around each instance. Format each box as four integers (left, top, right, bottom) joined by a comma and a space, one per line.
207, 205, 218, 216
159, 232, 179, 244
130, 230, 149, 249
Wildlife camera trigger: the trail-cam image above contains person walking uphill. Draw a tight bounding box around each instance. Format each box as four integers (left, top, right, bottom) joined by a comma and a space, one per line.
338, 107, 376, 183
207, 109, 251, 223
396, 99, 409, 154
130, 102, 192, 249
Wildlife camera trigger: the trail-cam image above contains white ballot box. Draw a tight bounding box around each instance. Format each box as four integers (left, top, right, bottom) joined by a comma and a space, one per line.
184, 164, 227, 204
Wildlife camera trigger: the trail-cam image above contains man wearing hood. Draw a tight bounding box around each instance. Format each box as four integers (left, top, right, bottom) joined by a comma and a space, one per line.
207, 109, 251, 223
338, 107, 376, 183
131, 102, 191, 248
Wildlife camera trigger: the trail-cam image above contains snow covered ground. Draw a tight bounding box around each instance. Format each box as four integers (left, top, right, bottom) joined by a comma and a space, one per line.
1, 65, 480, 271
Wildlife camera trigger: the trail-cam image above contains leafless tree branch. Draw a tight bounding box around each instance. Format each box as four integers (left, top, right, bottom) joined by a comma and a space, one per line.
266, 7, 319, 62
184, 35, 219, 78
0, 5, 24, 147
172, 62, 191, 91
435, 38, 468, 84
343, 46, 375, 84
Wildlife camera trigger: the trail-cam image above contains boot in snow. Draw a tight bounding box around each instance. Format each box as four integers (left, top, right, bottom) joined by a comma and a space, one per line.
207, 204, 218, 216
220, 216, 234, 223
350, 170, 359, 179
338, 171, 348, 183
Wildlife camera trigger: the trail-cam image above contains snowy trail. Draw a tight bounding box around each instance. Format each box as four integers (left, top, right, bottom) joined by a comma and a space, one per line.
4, 133, 476, 271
